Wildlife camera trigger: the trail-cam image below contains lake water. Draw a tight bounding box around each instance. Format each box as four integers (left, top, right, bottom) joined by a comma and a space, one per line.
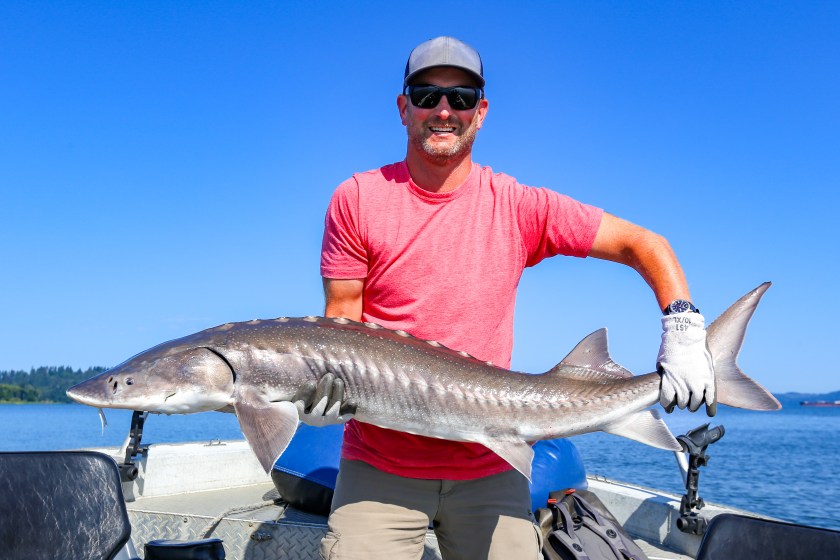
1, 403, 838, 531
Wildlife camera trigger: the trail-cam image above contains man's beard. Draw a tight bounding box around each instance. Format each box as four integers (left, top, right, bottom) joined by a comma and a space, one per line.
408, 114, 480, 164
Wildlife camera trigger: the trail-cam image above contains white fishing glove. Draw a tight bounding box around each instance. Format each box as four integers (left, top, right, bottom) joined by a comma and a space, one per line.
657, 311, 716, 416
293, 373, 357, 427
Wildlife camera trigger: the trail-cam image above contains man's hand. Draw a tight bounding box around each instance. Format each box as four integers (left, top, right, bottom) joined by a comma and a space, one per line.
293, 373, 357, 427
657, 312, 716, 416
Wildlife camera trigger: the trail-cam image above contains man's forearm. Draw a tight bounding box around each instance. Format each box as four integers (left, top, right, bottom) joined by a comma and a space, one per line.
588, 212, 692, 309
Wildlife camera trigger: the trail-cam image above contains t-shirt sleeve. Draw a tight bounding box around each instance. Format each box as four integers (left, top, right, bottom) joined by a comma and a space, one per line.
515, 184, 604, 267
320, 178, 369, 279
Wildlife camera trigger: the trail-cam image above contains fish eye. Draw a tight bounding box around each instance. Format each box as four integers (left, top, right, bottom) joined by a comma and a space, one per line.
125, 378, 134, 385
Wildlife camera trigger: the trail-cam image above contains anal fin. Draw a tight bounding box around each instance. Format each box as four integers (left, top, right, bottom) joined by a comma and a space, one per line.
603, 409, 681, 451
481, 439, 535, 482
234, 386, 299, 472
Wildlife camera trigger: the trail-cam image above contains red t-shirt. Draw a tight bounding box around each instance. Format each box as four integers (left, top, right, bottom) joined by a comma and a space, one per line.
320, 161, 603, 480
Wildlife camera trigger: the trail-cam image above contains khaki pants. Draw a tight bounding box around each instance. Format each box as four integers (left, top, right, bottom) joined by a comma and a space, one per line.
320, 459, 543, 560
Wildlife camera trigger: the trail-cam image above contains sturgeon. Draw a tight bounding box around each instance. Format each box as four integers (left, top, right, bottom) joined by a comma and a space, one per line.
67, 283, 781, 480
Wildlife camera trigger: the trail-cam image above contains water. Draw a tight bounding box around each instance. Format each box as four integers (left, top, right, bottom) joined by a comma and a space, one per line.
1, 403, 838, 530
0, 404, 244, 451
571, 405, 840, 531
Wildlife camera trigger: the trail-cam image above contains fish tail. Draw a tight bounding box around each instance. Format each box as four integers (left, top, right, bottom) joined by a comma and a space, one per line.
706, 282, 781, 411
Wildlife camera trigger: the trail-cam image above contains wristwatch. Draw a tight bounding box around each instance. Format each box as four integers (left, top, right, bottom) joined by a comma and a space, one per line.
663, 299, 700, 315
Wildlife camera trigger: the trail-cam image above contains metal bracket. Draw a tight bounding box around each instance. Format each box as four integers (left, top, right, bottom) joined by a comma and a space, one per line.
119, 410, 149, 482
675, 423, 725, 535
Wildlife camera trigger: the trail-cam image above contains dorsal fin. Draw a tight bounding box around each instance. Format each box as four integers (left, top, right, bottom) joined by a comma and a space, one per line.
554, 328, 634, 378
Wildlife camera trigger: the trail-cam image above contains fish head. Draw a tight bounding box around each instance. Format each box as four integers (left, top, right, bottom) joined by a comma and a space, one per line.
67, 343, 235, 414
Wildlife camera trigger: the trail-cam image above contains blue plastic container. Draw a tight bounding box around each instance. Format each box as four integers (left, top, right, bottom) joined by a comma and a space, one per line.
272, 424, 588, 515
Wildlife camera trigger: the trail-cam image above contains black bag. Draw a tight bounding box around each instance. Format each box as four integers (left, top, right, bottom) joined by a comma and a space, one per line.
536, 489, 648, 560
145, 538, 226, 560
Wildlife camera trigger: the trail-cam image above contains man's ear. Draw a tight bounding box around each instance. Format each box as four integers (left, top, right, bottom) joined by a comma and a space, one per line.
474, 98, 489, 130
397, 94, 409, 125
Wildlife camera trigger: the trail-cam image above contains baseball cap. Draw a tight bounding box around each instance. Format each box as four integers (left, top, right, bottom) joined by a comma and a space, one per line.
404, 36, 484, 88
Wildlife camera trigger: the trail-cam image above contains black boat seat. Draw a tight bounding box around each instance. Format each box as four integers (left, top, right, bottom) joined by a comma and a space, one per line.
0, 451, 226, 560
696, 513, 840, 559
0, 451, 134, 560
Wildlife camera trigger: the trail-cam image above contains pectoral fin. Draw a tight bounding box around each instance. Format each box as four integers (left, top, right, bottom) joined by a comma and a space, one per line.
481, 439, 535, 482
603, 409, 681, 451
233, 386, 300, 472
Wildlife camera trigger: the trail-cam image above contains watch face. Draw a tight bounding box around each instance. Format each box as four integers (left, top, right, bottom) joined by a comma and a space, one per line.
669, 300, 691, 314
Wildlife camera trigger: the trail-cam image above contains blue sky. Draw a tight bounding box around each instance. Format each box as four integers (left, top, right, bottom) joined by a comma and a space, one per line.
1, 2, 837, 393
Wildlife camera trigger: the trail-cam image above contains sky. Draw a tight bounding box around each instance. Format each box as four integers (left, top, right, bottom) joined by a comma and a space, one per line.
1, 1, 838, 393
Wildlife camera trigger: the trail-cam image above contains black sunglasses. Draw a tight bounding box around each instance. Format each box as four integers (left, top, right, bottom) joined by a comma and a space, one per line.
404, 84, 484, 110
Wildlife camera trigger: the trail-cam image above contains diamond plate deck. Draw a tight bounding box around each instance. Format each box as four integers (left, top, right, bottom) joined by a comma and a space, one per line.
126, 482, 443, 560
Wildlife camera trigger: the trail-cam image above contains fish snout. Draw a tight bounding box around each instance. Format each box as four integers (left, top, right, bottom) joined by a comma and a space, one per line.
66, 368, 142, 408
66, 376, 112, 407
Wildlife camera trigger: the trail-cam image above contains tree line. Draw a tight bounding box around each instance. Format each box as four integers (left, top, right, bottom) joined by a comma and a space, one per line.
0, 366, 108, 403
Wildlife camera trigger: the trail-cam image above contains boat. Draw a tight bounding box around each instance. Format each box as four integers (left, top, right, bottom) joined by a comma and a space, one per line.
11, 441, 713, 559
7, 415, 840, 560
800, 400, 840, 407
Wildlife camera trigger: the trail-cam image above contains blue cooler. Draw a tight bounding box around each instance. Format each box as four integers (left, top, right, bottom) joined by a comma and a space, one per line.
272, 425, 587, 516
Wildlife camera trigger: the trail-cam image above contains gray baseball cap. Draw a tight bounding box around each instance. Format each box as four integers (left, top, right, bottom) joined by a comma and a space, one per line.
404, 36, 484, 88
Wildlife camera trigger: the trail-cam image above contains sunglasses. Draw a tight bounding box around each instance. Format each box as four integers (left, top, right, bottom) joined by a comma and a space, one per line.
404, 84, 484, 110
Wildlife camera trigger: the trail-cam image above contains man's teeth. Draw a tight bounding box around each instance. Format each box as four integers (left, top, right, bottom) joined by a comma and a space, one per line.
430, 126, 456, 133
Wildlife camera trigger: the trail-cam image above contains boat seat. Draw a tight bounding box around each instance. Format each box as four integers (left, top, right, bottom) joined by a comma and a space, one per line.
0, 450, 135, 560
696, 513, 840, 559
0, 451, 225, 560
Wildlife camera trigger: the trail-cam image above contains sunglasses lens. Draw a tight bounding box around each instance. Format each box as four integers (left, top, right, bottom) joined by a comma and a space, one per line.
410, 86, 443, 108
408, 86, 480, 110
448, 87, 478, 110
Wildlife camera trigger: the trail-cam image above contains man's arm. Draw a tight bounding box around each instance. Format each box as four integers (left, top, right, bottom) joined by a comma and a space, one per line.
588, 213, 691, 307
323, 278, 365, 321
588, 213, 716, 416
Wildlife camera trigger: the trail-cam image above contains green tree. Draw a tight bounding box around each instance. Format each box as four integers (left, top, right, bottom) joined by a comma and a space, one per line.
0, 383, 41, 402
0, 366, 108, 403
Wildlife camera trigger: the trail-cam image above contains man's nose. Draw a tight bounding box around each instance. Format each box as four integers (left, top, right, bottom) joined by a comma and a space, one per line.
435, 97, 452, 120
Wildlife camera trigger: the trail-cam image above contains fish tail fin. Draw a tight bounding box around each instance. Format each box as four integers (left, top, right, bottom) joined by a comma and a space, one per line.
707, 282, 781, 410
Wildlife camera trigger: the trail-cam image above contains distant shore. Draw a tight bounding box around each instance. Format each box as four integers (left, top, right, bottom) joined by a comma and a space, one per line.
0, 366, 108, 404
3, 390, 840, 406
2, 365, 838, 406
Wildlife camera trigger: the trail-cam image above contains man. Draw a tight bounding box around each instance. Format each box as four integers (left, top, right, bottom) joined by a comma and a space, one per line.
306, 36, 714, 560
